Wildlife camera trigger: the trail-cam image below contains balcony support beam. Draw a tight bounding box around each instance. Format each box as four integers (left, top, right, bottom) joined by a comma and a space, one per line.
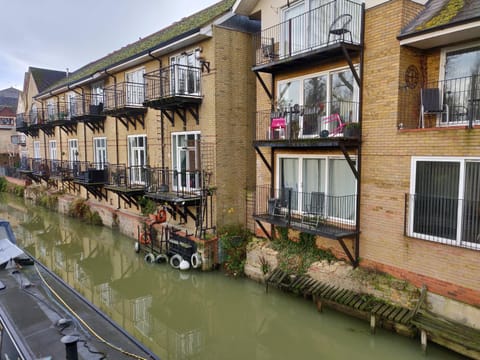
255, 147, 272, 173
338, 237, 358, 267
339, 143, 359, 180
255, 72, 273, 102
341, 46, 361, 88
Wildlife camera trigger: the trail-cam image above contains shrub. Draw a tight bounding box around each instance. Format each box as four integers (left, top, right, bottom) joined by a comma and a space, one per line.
138, 196, 157, 216
219, 224, 251, 277
0, 177, 7, 192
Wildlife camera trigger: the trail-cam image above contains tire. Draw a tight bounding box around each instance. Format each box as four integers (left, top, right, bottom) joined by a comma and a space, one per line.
191, 253, 202, 269
144, 253, 155, 263
169, 254, 182, 269
134, 241, 140, 253
155, 254, 168, 264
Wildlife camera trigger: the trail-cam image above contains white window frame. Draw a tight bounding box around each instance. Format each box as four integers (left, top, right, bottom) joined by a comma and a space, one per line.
170, 51, 201, 96
277, 66, 360, 137
409, 156, 480, 250
125, 67, 145, 106
33, 141, 41, 159
275, 154, 357, 224
49, 140, 57, 160
127, 134, 147, 185
171, 131, 201, 192
91, 81, 104, 105
47, 99, 55, 121
68, 139, 79, 162
438, 41, 480, 126
93, 137, 107, 169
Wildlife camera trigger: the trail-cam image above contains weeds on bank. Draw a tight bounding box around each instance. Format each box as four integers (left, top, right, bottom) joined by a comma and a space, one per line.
0, 177, 24, 197
67, 199, 103, 226
271, 227, 337, 275
219, 224, 251, 277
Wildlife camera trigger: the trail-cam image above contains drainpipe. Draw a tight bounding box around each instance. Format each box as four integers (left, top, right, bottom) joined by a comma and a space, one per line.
104, 70, 118, 163
61, 335, 79, 360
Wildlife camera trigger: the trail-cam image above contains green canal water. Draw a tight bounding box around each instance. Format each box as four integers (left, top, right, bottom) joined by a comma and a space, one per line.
0, 193, 466, 360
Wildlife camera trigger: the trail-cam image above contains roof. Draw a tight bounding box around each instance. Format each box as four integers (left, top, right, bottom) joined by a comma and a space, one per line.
0, 107, 15, 117
29, 67, 67, 92
0, 87, 20, 110
400, 0, 480, 38
40, 0, 236, 96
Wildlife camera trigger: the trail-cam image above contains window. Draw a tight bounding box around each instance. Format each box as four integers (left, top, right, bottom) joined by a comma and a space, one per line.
91, 81, 104, 106
125, 68, 145, 105
68, 139, 78, 162
171, 132, 201, 191
128, 135, 147, 185
93, 137, 107, 169
67, 92, 76, 118
170, 51, 201, 95
47, 99, 55, 121
49, 140, 57, 160
33, 141, 41, 159
277, 67, 359, 137
409, 157, 480, 249
440, 43, 480, 124
277, 155, 356, 222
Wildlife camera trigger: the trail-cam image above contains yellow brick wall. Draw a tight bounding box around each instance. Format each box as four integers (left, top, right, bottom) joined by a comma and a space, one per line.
361, 0, 480, 301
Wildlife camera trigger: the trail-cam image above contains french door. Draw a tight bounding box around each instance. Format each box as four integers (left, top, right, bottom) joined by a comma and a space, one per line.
128, 135, 147, 185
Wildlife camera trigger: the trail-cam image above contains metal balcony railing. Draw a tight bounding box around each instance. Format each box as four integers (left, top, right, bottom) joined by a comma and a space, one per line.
253, 0, 363, 67
399, 74, 480, 129
144, 64, 202, 101
70, 93, 105, 118
405, 194, 480, 250
145, 167, 205, 198
107, 164, 148, 189
254, 185, 357, 237
255, 101, 359, 141
103, 82, 146, 111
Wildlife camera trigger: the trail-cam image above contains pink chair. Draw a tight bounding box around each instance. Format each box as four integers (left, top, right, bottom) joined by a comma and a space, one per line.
270, 118, 286, 139
321, 113, 345, 137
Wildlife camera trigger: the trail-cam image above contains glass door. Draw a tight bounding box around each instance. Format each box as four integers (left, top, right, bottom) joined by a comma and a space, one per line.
93, 137, 107, 170
125, 69, 145, 106
128, 135, 147, 185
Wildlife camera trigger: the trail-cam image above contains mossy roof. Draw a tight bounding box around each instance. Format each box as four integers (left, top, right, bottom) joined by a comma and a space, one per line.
40, 0, 235, 95
30, 67, 67, 92
400, 0, 480, 37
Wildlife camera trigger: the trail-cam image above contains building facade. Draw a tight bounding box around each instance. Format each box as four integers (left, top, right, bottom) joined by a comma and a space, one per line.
234, 0, 480, 309
17, 1, 258, 244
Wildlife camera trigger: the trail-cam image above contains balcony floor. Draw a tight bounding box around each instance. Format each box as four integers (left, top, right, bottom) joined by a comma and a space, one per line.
253, 42, 362, 74
254, 214, 357, 240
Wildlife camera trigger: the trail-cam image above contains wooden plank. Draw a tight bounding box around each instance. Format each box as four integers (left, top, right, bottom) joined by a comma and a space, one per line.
371, 302, 384, 314
342, 292, 357, 306
307, 282, 323, 295
375, 304, 390, 317
333, 289, 349, 302
395, 308, 410, 324
313, 283, 330, 296
388, 307, 403, 321
324, 286, 339, 299
338, 290, 354, 304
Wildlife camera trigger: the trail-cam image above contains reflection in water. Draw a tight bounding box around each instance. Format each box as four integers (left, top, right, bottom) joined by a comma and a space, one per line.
0, 193, 463, 360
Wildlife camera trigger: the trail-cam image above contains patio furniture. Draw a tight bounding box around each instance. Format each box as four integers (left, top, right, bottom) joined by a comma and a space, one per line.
270, 117, 286, 139
302, 192, 325, 227
420, 88, 448, 128
328, 14, 353, 44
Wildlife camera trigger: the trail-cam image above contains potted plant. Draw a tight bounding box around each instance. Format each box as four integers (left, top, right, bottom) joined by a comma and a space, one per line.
344, 122, 360, 138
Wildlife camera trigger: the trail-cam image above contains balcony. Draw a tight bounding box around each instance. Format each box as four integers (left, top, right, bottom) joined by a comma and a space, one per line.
253, 0, 363, 73
255, 102, 360, 147
70, 94, 106, 132
104, 164, 147, 207
73, 161, 108, 184
144, 167, 205, 203
399, 74, 480, 130
104, 82, 146, 113
405, 194, 480, 251
16, 110, 47, 136
144, 65, 203, 110
48, 160, 77, 181
254, 185, 357, 240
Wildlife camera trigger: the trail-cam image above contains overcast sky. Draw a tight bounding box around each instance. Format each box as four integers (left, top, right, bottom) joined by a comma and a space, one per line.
0, 0, 221, 90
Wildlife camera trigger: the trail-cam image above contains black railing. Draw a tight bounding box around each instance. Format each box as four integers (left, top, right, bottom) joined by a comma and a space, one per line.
73, 161, 108, 183
405, 194, 480, 250
104, 82, 145, 111
32, 158, 50, 177
256, 102, 359, 141
253, 0, 362, 66
70, 93, 104, 118
399, 74, 480, 129
145, 167, 204, 198
254, 185, 357, 236
144, 64, 202, 101
16, 109, 48, 127
107, 164, 147, 189
48, 160, 78, 179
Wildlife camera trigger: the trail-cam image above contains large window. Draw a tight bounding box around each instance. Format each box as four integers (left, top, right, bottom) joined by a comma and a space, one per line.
49, 140, 57, 160
440, 43, 480, 124
409, 157, 480, 249
93, 137, 107, 169
171, 132, 201, 191
277, 67, 359, 137
128, 135, 147, 185
125, 68, 145, 106
277, 155, 356, 221
170, 51, 201, 95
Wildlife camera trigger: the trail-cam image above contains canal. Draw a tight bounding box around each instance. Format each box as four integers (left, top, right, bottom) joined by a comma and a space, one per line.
0, 193, 465, 360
